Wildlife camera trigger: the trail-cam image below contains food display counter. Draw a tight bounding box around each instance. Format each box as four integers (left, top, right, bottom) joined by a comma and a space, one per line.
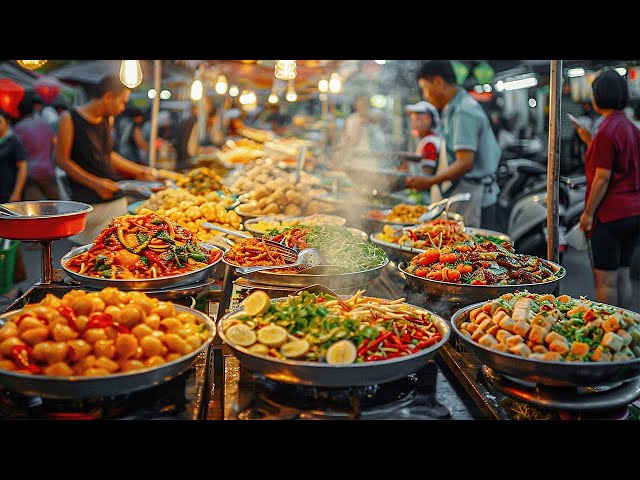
1, 156, 639, 422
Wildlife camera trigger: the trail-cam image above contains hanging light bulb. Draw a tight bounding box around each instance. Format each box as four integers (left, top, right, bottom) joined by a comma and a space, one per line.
228, 85, 239, 97
119, 60, 143, 88
285, 80, 297, 102
268, 93, 279, 104
239, 90, 257, 105
318, 78, 329, 93
215, 74, 228, 95
329, 72, 342, 93
191, 79, 203, 101
16, 60, 48, 70
275, 60, 297, 80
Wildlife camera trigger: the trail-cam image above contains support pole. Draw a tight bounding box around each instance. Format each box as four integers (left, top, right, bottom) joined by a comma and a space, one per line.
546, 60, 563, 265
148, 60, 162, 169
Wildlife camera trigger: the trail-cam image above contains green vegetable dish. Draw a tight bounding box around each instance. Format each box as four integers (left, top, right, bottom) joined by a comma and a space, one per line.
266, 225, 388, 272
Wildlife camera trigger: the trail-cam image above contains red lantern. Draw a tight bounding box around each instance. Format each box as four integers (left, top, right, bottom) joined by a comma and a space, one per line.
0, 78, 25, 119
34, 77, 62, 104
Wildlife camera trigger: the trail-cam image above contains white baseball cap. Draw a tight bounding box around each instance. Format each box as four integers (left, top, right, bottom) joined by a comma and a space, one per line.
405, 101, 440, 131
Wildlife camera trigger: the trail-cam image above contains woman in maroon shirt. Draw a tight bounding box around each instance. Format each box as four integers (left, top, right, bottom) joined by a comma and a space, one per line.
576, 69, 640, 309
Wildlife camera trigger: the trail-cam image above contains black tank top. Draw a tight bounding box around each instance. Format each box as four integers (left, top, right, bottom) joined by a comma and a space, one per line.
63, 108, 124, 204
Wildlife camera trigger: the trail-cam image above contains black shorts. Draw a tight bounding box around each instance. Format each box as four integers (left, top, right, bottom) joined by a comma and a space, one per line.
589, 215, 640, 270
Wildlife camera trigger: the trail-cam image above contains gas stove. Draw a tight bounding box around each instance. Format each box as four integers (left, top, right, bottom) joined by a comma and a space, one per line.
213, 350, 476, 420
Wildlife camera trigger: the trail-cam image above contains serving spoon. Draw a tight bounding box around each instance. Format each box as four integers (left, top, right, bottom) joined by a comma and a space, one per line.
235, 248, 327, 275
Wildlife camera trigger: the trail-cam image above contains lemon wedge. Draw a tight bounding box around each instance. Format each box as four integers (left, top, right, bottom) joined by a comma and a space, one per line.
280, 339, 310, 359
326, 339, 357, 365
256, 325, 289, 348
243, 290, 271, 317
225, 323, 257, 347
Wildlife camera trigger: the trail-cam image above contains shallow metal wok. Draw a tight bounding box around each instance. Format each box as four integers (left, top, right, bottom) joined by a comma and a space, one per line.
0, 304, 215, 399
399, 258, 565, 317
0, 201, 93, 241
451, 302, 640, 387
218, 295, 450, 387
369, 227, 512, 264
223, 251, 389, 290
61, 242, 223, 291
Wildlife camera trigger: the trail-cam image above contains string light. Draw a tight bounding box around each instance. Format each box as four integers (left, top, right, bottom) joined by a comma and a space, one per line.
215, 74, 228, 95
190, 79, 203, 101
275, 60, 297, 80
16, 60, 47, 70
228, 85, 239, 97
268, 93, 279, 104
329, 72, 342, 93
286, 80, 297, 102
318, 78, 329, 93
119, 60, 143, 88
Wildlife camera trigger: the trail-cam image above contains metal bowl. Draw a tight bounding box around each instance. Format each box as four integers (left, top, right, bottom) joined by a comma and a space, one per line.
243, 214, 347, 237
365, 209, 463, 229
451, 301, 640, 387
218, 295, 450, 387
0, 201, 93, 241
0, 304, 215, 399
224, 254, 390, 291
399, 259, 566, 317
370, 227, 513, 264
61, 243, 223, 291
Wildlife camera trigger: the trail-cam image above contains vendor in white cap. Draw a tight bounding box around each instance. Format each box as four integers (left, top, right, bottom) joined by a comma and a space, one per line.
404, 100, 441, 176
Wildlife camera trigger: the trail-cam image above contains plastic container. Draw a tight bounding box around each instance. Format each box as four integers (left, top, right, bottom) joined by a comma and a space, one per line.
0, 239, 19, 294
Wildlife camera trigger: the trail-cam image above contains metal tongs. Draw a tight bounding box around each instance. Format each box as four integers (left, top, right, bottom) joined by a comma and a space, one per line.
201, 221, 298, 260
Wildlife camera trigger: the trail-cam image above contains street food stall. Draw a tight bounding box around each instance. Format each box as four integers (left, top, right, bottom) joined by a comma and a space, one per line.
0, 60, 639, 421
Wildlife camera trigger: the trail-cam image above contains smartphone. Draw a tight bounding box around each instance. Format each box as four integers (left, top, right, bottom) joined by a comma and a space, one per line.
567, 113, 587, 130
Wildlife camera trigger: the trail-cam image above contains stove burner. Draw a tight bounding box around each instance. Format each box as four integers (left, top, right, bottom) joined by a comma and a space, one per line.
236, 361, 452, 420
0, 371, 192, 420
482, 365, 640, 414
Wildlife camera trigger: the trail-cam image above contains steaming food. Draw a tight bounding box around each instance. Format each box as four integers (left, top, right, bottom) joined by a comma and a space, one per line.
367, 204, 430, 224
245, 214, 346, 234
266, 225, 388, 272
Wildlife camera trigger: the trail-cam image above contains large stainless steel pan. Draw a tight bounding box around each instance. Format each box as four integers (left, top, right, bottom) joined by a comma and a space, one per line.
61, 242, 223, 291
0, 304, 215, 399
370, 227, 513, 264
0, 201, 93, 241
218, 295, 450, 387
451, 302, 640, 387
223, 252, 389, 290
399, 259, 565, 315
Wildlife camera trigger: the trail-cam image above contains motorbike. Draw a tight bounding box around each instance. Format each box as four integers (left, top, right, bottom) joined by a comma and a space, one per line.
496, 157, 587, 262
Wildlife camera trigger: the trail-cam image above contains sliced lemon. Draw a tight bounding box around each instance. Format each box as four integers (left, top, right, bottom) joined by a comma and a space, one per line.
225, 323, 257, 347
242, 290, 271, 317
247, 343, 269, 356
325, 339, 357, 365
280, 339, 310, 359
256, 325, 289, 348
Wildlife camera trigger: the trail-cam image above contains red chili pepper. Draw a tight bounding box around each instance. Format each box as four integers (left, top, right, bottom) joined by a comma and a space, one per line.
10, 345, 41, 374
401, 333, 411, 343
57, 305, 80, 332
390, 333, 405, 347
337, 298, 350, 311
316, 296, 325, 303
144, 250, 169, 272
85, 312, 114, 330
364, 354, 387, 362
366, 331, 393, 352
540, 304, 553, 311
408, 229, 418, 241
414, 335, 442, 350
356, 338, 370, 356
384, 351, 405, 359
92, 226, 117, 250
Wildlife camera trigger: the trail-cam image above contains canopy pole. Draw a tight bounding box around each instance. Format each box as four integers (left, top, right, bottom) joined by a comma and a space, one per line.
546, 60, 562, 266
148, 60, 162, 169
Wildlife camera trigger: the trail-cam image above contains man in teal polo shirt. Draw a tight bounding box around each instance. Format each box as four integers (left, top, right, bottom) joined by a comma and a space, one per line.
405, 60, 502, 230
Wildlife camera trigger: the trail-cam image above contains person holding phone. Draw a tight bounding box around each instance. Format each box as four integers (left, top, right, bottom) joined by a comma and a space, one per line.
574, 68, 640, 309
